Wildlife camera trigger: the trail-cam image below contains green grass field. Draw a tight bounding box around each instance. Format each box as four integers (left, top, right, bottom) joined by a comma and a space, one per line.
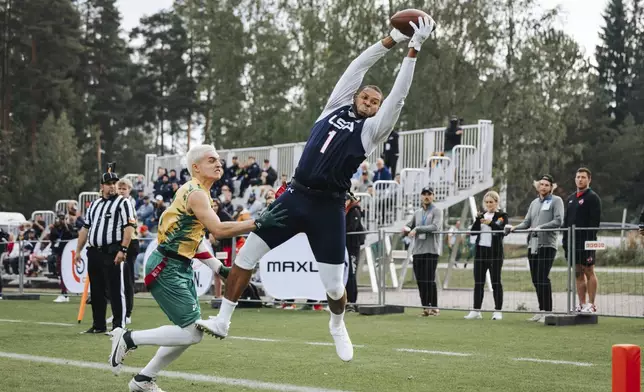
0, 297, 642, 392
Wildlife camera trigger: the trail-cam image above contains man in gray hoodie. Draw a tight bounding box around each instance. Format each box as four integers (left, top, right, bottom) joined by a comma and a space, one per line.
402, 186, 443, 316
510, 174, 564, 322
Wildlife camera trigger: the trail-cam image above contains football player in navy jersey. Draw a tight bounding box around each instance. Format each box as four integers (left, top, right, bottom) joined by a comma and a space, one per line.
197, 16, 436, 362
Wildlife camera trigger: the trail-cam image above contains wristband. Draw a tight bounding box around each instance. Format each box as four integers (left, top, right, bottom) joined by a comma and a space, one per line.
120, 245, 128, 253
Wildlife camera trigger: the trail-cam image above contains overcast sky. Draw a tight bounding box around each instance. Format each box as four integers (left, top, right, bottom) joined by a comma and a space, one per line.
116, 0, 609, 59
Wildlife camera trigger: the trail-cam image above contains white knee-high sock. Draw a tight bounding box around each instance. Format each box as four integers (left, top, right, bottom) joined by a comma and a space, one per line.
140, 345, 189, 378
131, 324, 203, 347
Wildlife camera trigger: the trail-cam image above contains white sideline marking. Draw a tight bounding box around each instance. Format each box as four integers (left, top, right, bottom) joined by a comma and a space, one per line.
395, 348, 472, 357
229, 336, 282, 342
305, 342, 365, 348
513, 357, 593, 367
0, 352, 351, 392
0, 318, 73, 327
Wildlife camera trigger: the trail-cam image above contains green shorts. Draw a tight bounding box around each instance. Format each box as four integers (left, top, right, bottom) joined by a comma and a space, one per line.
145, 250, 200, 327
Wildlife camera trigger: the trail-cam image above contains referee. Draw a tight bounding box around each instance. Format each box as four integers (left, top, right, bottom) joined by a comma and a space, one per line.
75, 163, 136, 333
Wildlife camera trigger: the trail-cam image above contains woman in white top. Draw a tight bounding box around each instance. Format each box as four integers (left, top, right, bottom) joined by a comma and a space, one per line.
464, 191, 509, 320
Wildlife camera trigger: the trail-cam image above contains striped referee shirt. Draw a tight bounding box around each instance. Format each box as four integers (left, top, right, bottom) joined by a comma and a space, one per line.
83, 195, 136, 247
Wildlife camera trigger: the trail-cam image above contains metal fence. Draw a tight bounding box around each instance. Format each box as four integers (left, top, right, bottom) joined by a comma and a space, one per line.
4, 225, 640, 318
371, 226, 644, 318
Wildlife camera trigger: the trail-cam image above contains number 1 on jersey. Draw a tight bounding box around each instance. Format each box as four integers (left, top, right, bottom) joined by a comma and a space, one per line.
320, 130, 337, 154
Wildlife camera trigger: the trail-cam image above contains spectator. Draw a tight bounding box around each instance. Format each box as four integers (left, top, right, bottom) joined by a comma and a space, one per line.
402, 186, 443, 316
50, 213, 76, 303
27, 237, 51, 276
382, 130, 400, 177
135, 190, 146, 209
179, 168, 191, 185
444, 115, 463, 160
170, 182, 180, 200
160, 175, 173, 202
219, 185, 235, 217
145, 195, 166, 231
464, 191, 508, 320
354, 171, 373, 193
137, 196, 154, 223
168, 169, 179, 184
261, 159, 278, 187
240, 156, 261, 196
372, 158, 392, 182
510, 174, 564, 322
227, 156, 242, 180
153, 167, 167, 195
133, 175, 145, 194
345, 193, 365, 311
31, 214, 46, 239
639, 207, 644, 236
246, 193, 264, 220
563, 167, 602, 314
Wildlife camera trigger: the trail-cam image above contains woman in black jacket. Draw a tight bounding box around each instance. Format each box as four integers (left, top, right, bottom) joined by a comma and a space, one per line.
464, 191, 508, 320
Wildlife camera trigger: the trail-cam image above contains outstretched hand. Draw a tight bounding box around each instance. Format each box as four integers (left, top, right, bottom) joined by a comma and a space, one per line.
255, 202, 288, 230
408, 16, 436, 51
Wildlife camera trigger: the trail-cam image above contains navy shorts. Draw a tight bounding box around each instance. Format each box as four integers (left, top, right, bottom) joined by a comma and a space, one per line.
255, 185, 346, 265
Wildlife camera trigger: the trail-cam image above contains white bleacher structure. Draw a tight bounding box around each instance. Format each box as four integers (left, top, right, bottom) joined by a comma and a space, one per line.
4, 120, 494, 237
144, 119, 495, 231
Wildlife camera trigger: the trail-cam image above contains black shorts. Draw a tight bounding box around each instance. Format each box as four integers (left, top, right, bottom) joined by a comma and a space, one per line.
255, 184, 346, 265
574, 250, 596, 266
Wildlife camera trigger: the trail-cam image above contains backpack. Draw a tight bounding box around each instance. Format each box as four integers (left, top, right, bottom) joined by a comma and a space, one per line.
238, 283, 263, 308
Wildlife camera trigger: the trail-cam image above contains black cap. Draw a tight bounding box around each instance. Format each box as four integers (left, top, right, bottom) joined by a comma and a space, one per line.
421, 186, 434, 195
540, 174, 554, 184
101, 162, 119, 184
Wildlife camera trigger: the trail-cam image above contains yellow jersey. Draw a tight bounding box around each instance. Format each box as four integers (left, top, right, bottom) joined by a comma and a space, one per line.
157, 178, 213, 260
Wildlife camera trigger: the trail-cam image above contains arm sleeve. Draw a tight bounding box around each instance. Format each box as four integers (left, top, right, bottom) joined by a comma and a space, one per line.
406, 214, 416, 230
513, 203, 533, 230
362, 57, 417, 155
120, 199, 137, 229
540, 197, 564, 229
316, 42, 390, 122
416, 209, 443, 233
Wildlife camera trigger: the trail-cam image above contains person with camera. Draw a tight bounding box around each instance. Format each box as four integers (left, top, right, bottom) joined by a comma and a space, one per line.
509, 175, 564, 322
75, 164, 136, 333
639, 207, 643, 236
464, 191, 508, 320
402, 186, 443, 316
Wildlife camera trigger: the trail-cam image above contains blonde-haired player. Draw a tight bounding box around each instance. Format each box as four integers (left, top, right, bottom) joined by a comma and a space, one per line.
107, 144, 287, 392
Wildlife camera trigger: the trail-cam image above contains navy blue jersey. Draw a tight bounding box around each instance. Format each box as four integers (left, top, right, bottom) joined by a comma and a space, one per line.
294, 105, 366, 192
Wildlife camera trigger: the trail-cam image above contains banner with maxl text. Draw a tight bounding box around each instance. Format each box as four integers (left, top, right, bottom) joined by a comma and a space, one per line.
258, 233, 349, 301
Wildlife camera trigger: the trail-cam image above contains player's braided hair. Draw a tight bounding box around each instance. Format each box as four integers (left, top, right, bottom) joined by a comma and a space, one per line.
354, 85, 383, 100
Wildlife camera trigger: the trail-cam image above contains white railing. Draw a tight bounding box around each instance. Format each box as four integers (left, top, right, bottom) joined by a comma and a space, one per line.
452, 145, 478, 191
399, 168, 426, 213
54, 200, 77, 215
30, 210, 56, 228
426, 156, 453, 201
143, 120, 494, 193
78, 192, 101, 216
372, 180, 400, 227
353, 192, 374, 231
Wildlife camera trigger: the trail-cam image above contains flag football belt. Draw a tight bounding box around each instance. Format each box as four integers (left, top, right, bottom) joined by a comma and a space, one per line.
144, 247, 191, 287
144, 258, 167, 288
290, 178, 346, 200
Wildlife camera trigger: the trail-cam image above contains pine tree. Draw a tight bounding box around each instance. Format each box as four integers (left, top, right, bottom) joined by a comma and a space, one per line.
595, 0, 631, 126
